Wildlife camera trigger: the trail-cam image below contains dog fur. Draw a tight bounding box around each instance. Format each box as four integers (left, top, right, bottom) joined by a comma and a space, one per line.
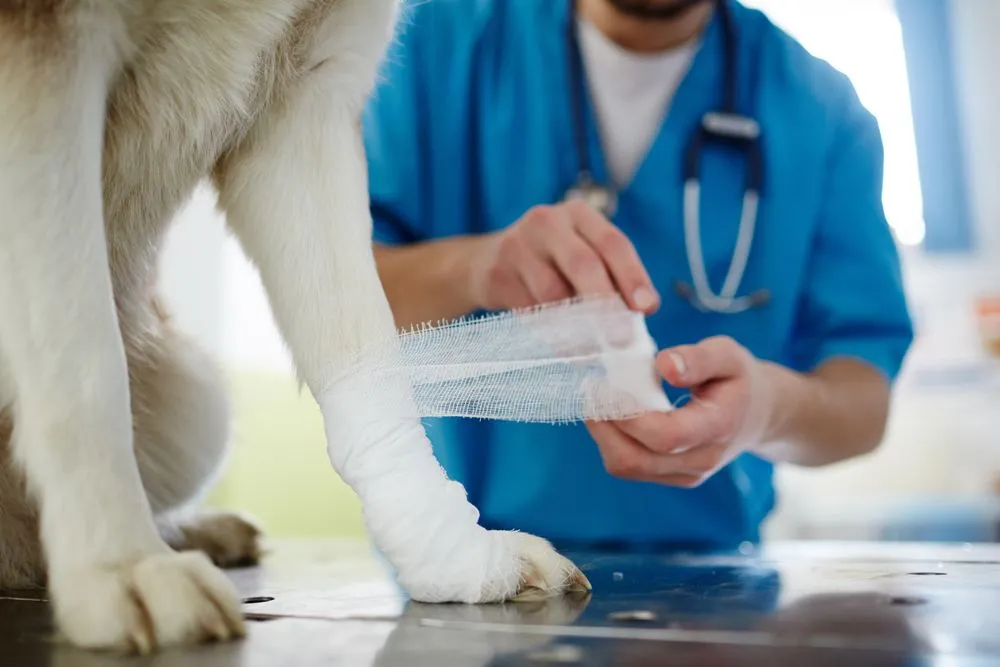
0, 0, 583, 654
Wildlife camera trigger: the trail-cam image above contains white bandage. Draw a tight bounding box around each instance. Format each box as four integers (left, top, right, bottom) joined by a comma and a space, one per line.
330, 294, 672, 424
320, 372, 515, 602
317, 295, 670, 601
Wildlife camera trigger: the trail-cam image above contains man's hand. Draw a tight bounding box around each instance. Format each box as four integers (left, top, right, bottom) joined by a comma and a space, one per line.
587, 336, 777, 488
374, 200, 660, 328
468, 201, 660, 313
589, 336, 894, 485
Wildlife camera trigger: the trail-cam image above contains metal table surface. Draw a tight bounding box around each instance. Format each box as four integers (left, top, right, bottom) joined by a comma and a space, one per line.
2, 539, 998, 665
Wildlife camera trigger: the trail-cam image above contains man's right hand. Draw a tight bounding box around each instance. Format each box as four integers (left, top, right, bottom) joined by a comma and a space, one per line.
467, 200, 660, 314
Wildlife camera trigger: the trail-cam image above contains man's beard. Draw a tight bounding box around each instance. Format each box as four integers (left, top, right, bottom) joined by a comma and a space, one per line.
605, 0, 713, 21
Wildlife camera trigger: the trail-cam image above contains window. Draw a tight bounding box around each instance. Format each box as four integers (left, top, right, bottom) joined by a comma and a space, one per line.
741, 0, 927, 246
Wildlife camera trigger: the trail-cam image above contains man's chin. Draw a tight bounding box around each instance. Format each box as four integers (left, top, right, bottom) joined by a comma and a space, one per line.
605, 0, 712, 21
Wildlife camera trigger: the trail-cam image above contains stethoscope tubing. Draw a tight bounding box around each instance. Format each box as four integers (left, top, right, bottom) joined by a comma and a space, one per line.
564, 0, 770, 313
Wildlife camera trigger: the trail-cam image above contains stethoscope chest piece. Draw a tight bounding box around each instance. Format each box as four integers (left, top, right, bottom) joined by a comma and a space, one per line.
564, 176, 617, 218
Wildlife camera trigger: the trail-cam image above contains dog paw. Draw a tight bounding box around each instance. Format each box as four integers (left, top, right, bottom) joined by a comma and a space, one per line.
52, 551, 245, 654
173, 511, 263, 568
473, 532, 590, 603
509, 533, 591, 602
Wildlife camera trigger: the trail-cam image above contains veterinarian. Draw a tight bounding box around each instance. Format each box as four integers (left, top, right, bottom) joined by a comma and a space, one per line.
365, 0, 914, 550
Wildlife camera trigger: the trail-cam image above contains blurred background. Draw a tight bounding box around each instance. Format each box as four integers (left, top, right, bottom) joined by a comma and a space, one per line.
159, 0, 1000, 545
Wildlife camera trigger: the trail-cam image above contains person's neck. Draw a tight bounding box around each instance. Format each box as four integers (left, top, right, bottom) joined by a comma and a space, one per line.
577, 0, 715, 53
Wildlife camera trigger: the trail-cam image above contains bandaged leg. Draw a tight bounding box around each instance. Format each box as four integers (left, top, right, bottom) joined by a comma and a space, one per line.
214, 2, 588, 602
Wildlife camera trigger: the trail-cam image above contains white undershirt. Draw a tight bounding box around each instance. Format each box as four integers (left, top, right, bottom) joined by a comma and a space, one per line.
576, 17, 697, 188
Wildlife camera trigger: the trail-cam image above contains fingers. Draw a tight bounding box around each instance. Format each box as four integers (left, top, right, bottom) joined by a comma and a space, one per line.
498, 203, 658, 313
589, 420, 730, 487
505, 275, 543, 310
658, 336, 750, 388
589, 421, 671, 483
522, 206, 618, 299
569, 201, 660, 313
484, 242, 550, 309
511, 238, 576, 304
649, 473, 706, 488
661, 440, 732, 476
616, 396, 738, 454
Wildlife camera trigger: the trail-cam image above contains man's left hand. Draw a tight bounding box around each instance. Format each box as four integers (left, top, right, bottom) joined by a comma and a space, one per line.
588, 336, 777, 488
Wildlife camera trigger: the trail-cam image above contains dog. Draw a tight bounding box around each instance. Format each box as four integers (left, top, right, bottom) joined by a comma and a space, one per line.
0, 0, 586, 654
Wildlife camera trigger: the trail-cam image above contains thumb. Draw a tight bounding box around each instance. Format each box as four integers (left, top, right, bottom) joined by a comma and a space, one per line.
658, 336, 748, 388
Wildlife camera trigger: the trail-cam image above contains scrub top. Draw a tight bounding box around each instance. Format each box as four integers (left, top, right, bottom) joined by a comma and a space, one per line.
363, 0, 914, 551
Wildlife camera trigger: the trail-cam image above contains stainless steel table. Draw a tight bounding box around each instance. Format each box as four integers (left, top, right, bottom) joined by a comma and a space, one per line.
3, 539, 998, 665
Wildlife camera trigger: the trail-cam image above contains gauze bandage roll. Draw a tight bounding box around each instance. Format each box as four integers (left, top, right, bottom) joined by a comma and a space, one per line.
318, 294, 670, 602
331, 294, 672, 424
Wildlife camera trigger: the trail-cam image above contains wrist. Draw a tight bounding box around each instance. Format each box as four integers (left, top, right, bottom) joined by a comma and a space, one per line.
751, 360, 811, 454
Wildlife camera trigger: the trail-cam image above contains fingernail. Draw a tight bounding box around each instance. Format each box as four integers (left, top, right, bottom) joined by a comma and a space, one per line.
669, 352, 686, 378
632, 286, 658, 311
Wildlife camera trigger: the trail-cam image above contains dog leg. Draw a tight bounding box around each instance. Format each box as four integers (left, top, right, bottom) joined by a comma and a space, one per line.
159, 511, 263, 569
0, 12, 243, 652
214, 2, 588, 604
126, 302, 263, 569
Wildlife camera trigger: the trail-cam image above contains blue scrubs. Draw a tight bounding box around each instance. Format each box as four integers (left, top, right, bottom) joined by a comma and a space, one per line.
363, 0, 914, 550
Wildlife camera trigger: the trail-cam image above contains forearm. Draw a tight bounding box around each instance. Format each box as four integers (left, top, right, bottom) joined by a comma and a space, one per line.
374, 237, 484, 329
753, 357, 891, 467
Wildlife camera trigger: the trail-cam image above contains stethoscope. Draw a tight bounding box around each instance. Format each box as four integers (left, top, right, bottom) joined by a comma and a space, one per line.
563, 0, 771, 313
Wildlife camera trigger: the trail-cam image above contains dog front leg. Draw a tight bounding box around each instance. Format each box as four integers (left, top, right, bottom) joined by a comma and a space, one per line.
0, 14, 242, 653
216, 66, 589, 603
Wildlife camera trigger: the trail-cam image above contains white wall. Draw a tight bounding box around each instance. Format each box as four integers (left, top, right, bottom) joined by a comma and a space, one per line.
950, 0, 1000, 259
158, 184, 225, 358
159, 184, 294, 376
764, 0, 1000, 539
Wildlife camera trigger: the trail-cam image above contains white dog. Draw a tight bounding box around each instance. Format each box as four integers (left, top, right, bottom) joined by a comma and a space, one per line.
0, 0, 587, 654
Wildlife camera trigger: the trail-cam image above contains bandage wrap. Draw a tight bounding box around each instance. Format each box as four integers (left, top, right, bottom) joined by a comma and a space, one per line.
318, 295, 670, 602
330, 294, 672, 424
